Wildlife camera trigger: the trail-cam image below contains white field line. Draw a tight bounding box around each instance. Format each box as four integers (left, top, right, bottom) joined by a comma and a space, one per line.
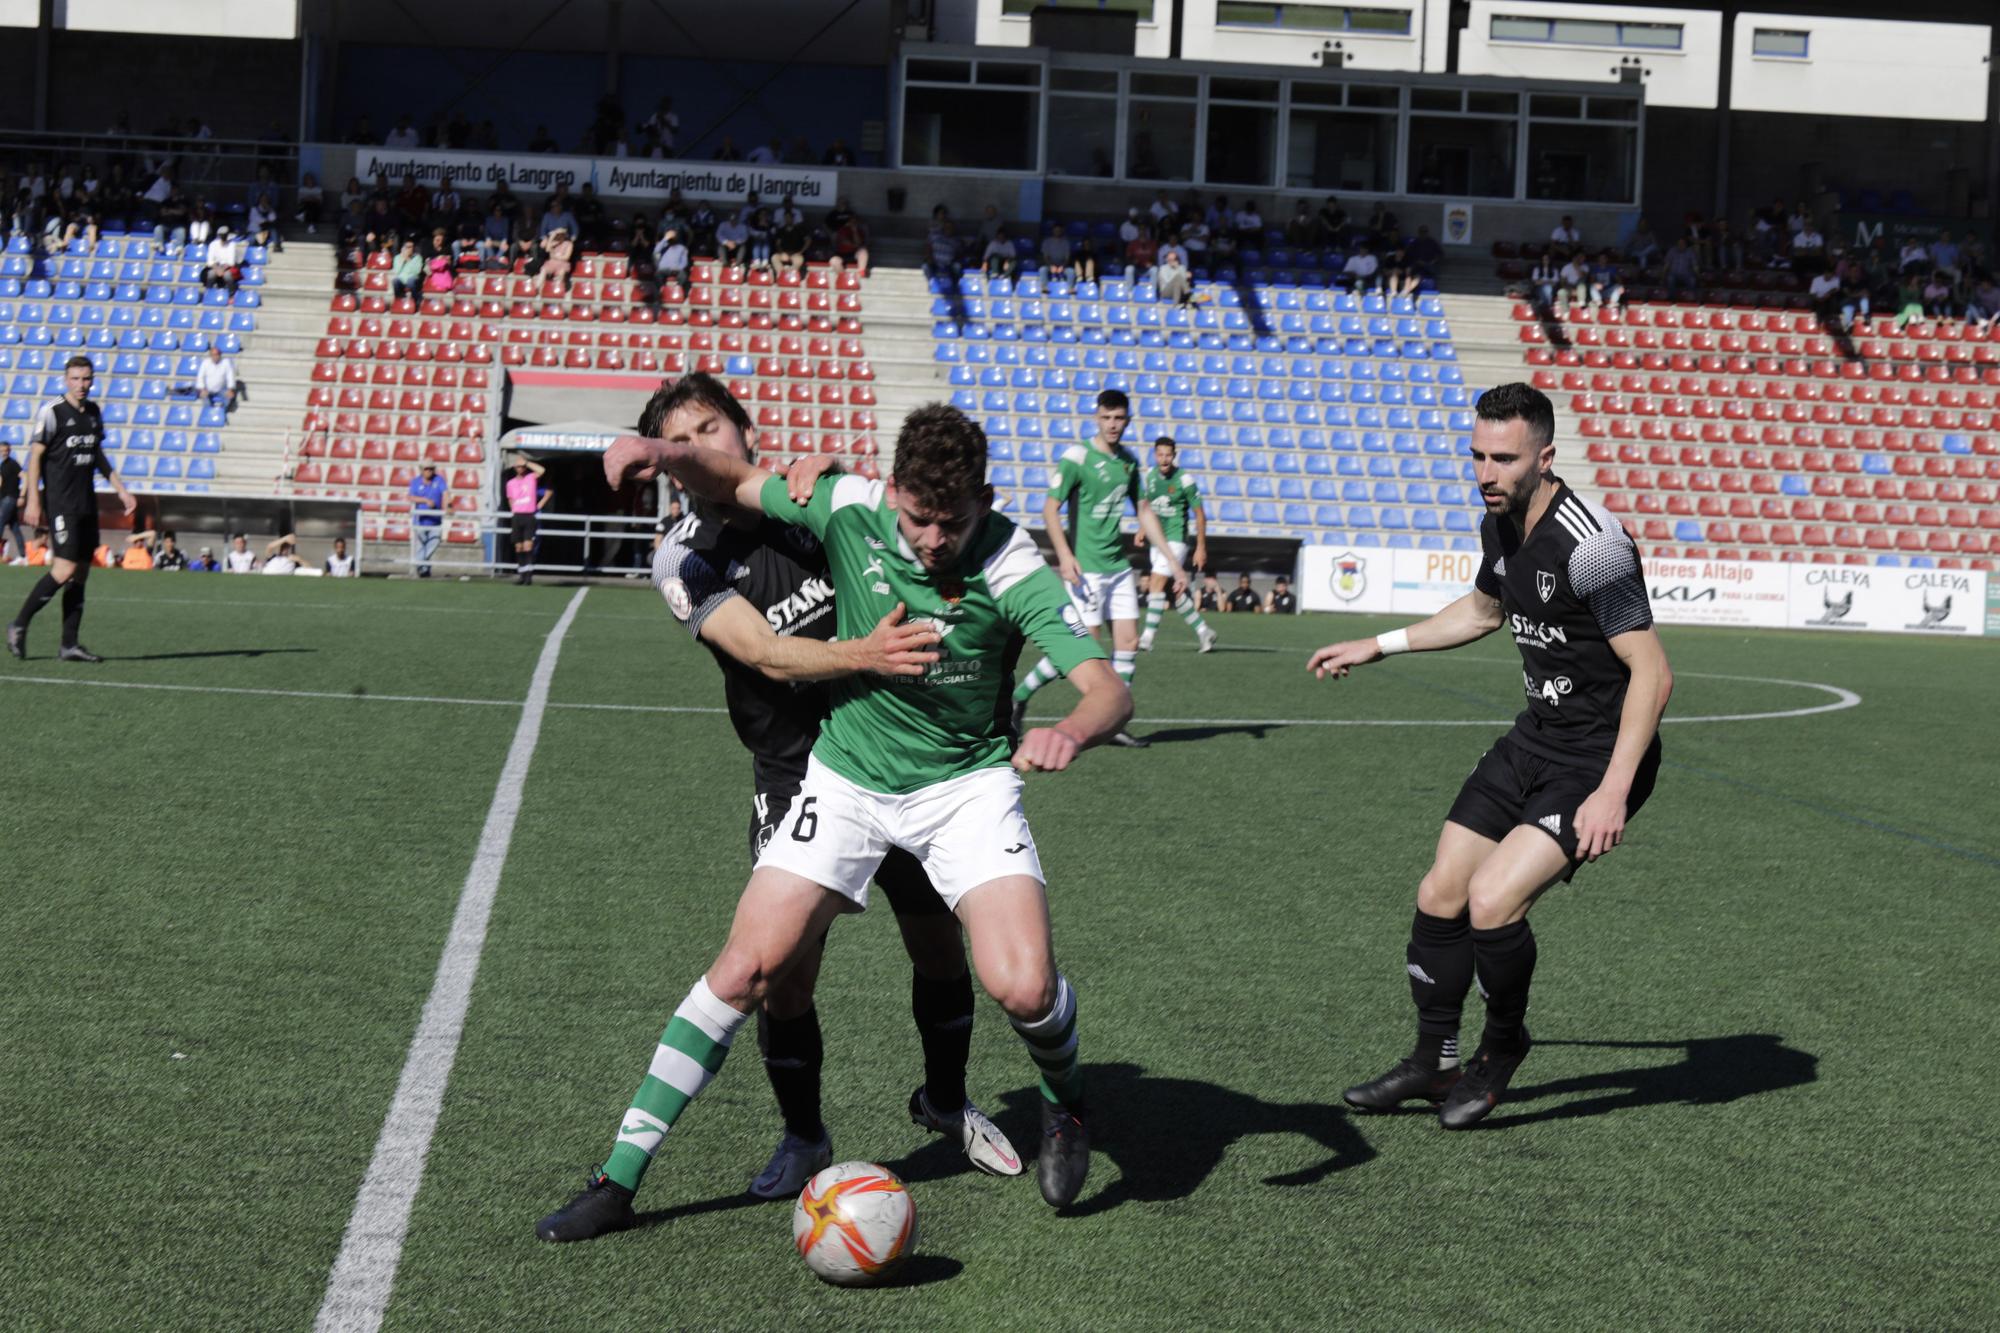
310, 587, 588, 1333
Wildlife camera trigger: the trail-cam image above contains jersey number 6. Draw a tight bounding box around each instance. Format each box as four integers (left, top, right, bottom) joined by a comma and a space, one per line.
790, 796, 819, 843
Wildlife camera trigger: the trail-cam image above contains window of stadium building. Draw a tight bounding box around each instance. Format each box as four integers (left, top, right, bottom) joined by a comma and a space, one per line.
1406, 90, 1519, 198
1489, 15, 1682, 49
901, 60, 1044, 172
1214, 3, 1413, 34
1127, 74, 1199, 182
1003, 0, 1155, 15
1285, 83, 1398, 193
1750, 28, 1810, 59
1205, 78, 1280, 187
1048, 67, 1121, 179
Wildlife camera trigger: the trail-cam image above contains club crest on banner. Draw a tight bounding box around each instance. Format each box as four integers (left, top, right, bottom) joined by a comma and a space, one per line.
1331, 551, 1367, 602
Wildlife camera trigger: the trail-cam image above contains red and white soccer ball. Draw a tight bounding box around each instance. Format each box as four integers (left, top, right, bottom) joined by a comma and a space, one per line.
792, 1161, 917, 1287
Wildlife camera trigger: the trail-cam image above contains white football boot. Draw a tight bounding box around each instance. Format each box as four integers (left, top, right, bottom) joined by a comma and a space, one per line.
1197, 625, 1219, 653
909, 1087, 1024, 1176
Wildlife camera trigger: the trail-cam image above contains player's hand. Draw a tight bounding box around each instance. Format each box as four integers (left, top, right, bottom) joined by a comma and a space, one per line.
1307, 638, 1383, 679
603, 435, 665, 488
1191, 541, 1208, 572
1014, 726, 1081, 773
1573, 787, 1629, 862
1169, 567, 1189, 601
22, 498, 41, 530
850, 602, 939, 677
118, 492, 137, 516
1056, 551, 1081, 585
784, 454, 838, 502
1133, 531, 1146, 550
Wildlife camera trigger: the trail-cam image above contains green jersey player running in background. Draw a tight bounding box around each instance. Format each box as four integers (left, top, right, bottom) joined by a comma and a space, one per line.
1134, 435, 1217, 654
1011, 389, 1187, 748
536, 404, 1131, 1241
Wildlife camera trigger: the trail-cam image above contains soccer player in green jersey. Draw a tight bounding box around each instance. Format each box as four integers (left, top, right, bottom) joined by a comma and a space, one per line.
1134, 435, 1217, 654
1011, 389, 1186, 747
536, 404, 1131, 1240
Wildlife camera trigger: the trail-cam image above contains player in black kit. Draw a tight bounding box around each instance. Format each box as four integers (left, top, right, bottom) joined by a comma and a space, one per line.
8, 356, 137, 662
534, 374, 1022, 1243
1308, 383, 1673, 1129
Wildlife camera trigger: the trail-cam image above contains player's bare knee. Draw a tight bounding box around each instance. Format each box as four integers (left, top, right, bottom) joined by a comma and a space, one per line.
705, 949, 775, 1013
1464, 870, 1518, 930
981, 959, 1055, 1020
1416, 865, 1470, 917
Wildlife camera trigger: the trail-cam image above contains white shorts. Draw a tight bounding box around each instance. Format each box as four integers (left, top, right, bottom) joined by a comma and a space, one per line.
753, 755, 1045, 910
1147, 540, 1188, 578
1068, 565, 1138, 627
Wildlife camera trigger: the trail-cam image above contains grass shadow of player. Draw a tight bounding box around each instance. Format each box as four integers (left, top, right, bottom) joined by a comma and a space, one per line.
631, 1188, 770, 1233
113, 647, 317, 661
886, 1062, 1376, 1215
1481, 1033, 1817, 1129
1135, 724, 1280, 745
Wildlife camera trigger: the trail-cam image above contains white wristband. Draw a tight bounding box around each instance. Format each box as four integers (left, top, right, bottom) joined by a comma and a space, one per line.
1376, 629, 1411, 656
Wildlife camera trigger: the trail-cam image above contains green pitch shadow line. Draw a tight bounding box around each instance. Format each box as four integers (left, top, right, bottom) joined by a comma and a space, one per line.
1664, 758, 2000, 871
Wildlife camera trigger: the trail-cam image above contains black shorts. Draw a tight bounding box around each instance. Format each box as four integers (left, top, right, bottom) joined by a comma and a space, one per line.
510, 512, 537, 545
752, 778, 949, 917
50, 511, 98, 564
1447, 730, 1661, 879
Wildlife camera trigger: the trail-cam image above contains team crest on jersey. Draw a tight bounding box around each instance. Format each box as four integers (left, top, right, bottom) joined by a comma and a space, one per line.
936, 578, 966, 605
1330, 551, 1366, 602
1536, 570, 1556, 602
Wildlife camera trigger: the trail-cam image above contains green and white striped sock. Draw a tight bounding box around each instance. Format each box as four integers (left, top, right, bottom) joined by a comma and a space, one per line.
1013, 656, 1060, 703
1142, 601, 1165, 637
1111, 649, 1137, 685
1178, 595, 1210, 634
601, 977, 749, 1192
1010, 974, 1083, 1107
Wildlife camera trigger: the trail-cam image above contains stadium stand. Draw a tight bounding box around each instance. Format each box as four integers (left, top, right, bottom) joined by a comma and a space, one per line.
0, 232, 260, 495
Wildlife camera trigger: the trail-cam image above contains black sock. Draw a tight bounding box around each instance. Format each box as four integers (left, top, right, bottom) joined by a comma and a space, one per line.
1408, 909, 1473, 1068
14, 573, 60, 628
1471, 920, 1538, 1055
756, 1005, 826, 1142
911, 968, 974, 1112
59, 581, 84, 648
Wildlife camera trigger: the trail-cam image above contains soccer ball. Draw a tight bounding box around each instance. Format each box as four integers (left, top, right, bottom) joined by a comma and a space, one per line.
791, 1161, 917, 1286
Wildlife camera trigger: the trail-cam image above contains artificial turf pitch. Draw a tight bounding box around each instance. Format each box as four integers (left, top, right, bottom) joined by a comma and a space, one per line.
2, 568, 1995, 1331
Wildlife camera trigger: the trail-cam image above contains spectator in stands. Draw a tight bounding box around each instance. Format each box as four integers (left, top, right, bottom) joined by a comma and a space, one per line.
982, 226, 1017, 280
715, 211, 748, 268
153, 184, 190, 249
1832, 254, 1872, 329
713, 135, 742, 162
1155, 236, 1191, 308
431, 174, 461, 227
153, 531, 187, 571
410, 463, 445, 576
1073, 230, 1100, 283
1550, 215, 1581, 250
325, 538, 355, 577
1225, 573, 1260, 613
1123, 223, 1157, 285
1264, 576, 1296, 614
188, 545, 218, 572
1179, 213, 1209, 267
1966, 277, 2000, 336
1342, 242, 1380, 295
654, 227, 689, 290
574, 183, 607, 250
195, 346, 237, 413
539, 228, 575, 295
478, 202, 514, 269
121, 526, 155, 570
1664, 238, 1700, 298
262, 535, 305, 575
1364, 202, 1400, 255
924, 218, 961, 283
296, 172, 323, 235
1197, 573, 1222, 613
1792, 222, 1825, 263
0, 441, 21, 563
1557, 251, 1589, 313
1040, 223, 1073, 281
1890, 274, 1926, 330
746, 207, 774, 271
747, 138, 780, 166
979, 204, 1006, 247
1898, 237, 1931, 276
203, 226, 240, 296
1403, 225, 1442, 295
538, 192, 578, 240
1284, 200, 1315, 248
823, 138, 856, 166
223, 534, 257, 573
249, 192, 282, 254
1588, 251, 1624, 314
186, 199, 216, 249
1809, 266, 1843, 325
1528, 251, 1560, 311
1232, 199, 1263, 252
1710, 218, 1743, 272
1148, 189, 1179, 229
1315, 195, 1349, 249
1931, 230, 1962, 284
384, 116, 420, 149
391, 239, 424, 300
394, 173, 427, 231
1923, 271, 1955, 321
830, 207, 870, 278
774, 210, 811, 275
1626, 219, 1660, 276
425, 249, 454, 293
1378, 234, 1413, 298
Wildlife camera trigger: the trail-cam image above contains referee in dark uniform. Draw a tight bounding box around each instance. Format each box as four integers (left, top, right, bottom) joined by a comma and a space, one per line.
7, 355, 137, 662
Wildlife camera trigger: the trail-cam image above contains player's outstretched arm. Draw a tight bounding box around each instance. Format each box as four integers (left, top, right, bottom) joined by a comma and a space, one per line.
1040, 492, 1080, 584
1574, 627, 1673, 861
91, 444, 138, 515
1308, 587, 1503, 679
699, 596, 940, 683
604, 435, 769, 511
1016, 658, 1131, 773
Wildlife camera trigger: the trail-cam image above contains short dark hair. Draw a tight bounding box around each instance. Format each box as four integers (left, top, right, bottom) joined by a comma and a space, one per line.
1153, 435, 1176, 451
1095, 389, 1130, 414
640, 370, 752, 439
1474, 381, 1556, 452
64, 354, 93, 373
893, 403, 988, 511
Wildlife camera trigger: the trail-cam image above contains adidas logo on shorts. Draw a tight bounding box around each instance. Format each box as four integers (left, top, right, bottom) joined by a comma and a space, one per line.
1537, 813, 1562, 835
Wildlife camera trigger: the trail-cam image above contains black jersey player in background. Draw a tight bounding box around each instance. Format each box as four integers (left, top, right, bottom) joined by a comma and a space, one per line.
8, 356, 137, 662
537, 374, 1021, 1242
1307, 382, 1672, 1128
